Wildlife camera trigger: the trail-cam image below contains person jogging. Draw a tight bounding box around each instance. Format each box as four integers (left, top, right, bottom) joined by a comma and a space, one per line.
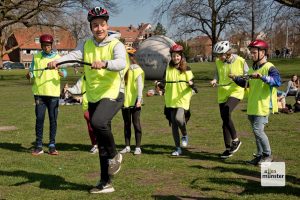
231, 39, 281, 165
47, 6, 129, 193
157, 44, 197, 156
27, 34, 66, 156
210, 41, 248, 159
120, 49, 145, 155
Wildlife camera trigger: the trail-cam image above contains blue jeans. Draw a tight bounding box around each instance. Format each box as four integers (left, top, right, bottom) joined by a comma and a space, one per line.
248, 115, 271, 156
34, 96, 59, 148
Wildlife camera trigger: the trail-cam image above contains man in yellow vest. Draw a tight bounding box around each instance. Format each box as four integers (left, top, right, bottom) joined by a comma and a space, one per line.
47, 6, 128, 193
210, 41, 248, 159
231, 39, 281, 166
27, 34, 66, 156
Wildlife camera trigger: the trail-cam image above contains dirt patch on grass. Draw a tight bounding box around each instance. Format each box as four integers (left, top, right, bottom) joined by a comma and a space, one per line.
127, 169, 209, 199
0, 126, 18, 131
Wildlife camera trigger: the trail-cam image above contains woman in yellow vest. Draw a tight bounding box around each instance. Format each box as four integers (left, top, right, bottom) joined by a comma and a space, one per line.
158, 44, 196, 156
210, 41, 248, 159
66, 76, 98, 154
231, 39, 281, 165
120, 49, 144, 155
47, 7, 128, 193
27, 34, 66, 156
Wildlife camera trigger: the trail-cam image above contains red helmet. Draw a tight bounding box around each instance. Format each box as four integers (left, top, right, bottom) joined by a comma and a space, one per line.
170, 44, 184, 53
87, 7, 109, 22
248, 39, 268, 50
39, 34, 53, 44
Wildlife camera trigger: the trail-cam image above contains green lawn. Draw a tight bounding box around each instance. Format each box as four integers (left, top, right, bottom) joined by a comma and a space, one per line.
0, 59, 299, 200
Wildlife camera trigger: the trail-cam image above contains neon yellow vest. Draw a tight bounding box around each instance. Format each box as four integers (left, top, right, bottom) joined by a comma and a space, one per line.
164, 66, 193, 110
216, 56, 245, 103
124, 65, 144, 107
84, 38, 127, 102
32, 52, 61, 97
247, 62, 278, 116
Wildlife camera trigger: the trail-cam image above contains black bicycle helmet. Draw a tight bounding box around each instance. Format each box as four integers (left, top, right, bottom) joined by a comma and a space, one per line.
87, 7, 109, 22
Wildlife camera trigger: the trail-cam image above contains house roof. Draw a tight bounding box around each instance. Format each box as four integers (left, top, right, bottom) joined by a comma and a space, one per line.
188, 36, 212, 47
110, 26, 140, 42
110, 23, 152, 43
13, 27, 76, 50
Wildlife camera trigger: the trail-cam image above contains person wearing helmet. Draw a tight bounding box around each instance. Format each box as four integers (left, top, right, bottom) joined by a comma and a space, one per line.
210, 41, 248, 159
47, 6, 129, 193
120, 49, 144, 155
27, 34, 67, 156
157, 44, 196, 156
231, 39, 281, 165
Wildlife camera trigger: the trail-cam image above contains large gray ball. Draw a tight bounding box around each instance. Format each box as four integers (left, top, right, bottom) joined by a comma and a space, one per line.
135, 35, 175, 80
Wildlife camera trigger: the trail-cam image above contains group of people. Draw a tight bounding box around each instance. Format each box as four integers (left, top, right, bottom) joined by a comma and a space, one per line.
277, 74, 299, 113
210, 39, 281, 166
25, 5, 293, 194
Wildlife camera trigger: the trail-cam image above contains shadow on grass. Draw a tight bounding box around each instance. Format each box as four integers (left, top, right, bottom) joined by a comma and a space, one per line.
0, 142, 29, 152
151, 195, 223, 200
120, 144, 175, 155
191, 165, 300, 197
0, 170, 90, 191
0, 142, 92, 153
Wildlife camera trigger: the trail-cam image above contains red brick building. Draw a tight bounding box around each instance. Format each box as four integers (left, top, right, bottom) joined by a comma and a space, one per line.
5, 26, 76, 68
110, 23, 152, 49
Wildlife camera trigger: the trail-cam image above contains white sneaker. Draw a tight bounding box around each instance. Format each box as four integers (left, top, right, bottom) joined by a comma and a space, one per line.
90, 181, 115, 194
90, 145, 98, 154
171, 147, 182, 156
181, 136, 188, 147
134, 147, 142, 155
120, 146, 131, 154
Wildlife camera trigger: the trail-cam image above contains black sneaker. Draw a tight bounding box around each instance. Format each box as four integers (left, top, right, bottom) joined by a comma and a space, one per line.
48, 146, 58, 155
90, 181, 115, 194
246, 155, 262, 165
32, 147, 44, 156
108, 153, 122, 175
220, 150, 233, 159
229, 140, 242, 154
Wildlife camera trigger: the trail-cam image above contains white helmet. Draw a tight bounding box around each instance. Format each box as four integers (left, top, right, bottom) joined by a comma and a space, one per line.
213, 41, 230, 54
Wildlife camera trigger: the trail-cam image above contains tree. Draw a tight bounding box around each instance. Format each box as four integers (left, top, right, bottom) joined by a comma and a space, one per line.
275, 0, 300, 8
153, 22, 167, 35
0, 0, 118, 68
152, 0, 245, 60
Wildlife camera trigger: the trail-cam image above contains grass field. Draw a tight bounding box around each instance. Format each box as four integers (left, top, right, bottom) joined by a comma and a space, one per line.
0, 59, 299, 200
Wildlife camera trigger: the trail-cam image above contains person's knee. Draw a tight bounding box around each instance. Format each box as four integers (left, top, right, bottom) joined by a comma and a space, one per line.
175, 116, 185, 126
91, 117, 109, 132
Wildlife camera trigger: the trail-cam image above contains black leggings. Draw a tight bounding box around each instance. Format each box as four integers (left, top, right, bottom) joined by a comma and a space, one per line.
88, 93, 124, 183
122, 107, 142, 147
219, 97, 240, 149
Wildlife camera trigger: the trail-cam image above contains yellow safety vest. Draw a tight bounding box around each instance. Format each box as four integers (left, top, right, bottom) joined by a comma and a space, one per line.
247, 62, 278, 116
164, 66, 193, 110
216, 56, 245, 103
83, 38, 128, 102
124, 65, 144, 107
32, 52, 61, 97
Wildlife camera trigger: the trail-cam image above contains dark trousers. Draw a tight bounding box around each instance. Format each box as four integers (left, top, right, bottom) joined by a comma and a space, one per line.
34, 95, 59, 147
121, 107, 142, 147
219, 97, 240, 149
88, 93, 124, 183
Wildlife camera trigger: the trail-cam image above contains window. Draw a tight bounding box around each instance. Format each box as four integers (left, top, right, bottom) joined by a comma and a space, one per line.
35, 37, 40, 43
